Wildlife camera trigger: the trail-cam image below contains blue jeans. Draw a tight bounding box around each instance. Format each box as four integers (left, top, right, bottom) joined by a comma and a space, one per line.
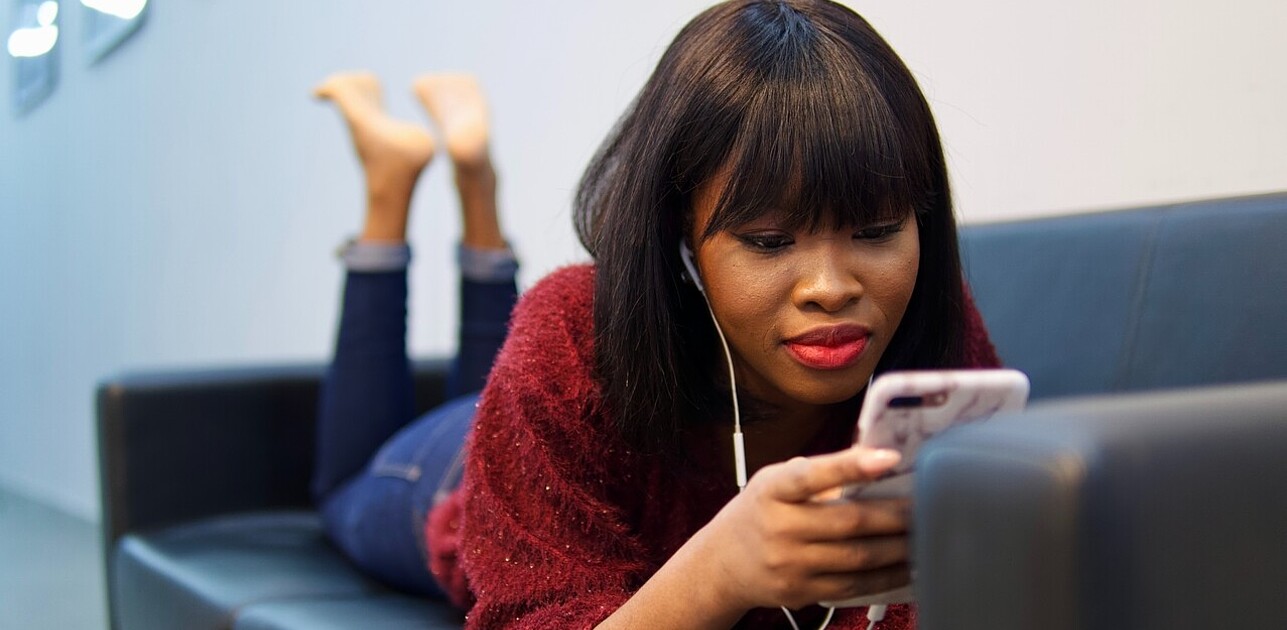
312, 269, 517, 597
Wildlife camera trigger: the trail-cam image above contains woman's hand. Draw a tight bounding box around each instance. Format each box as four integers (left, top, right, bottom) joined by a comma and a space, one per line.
595, 445, 908, 629
694, 445, 911, 612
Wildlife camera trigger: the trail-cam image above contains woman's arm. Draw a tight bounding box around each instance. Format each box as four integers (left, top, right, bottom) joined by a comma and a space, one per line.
453, 268, 646, 627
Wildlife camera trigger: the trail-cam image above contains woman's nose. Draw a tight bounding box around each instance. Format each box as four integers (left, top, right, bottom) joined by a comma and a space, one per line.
793, 250, 863, 312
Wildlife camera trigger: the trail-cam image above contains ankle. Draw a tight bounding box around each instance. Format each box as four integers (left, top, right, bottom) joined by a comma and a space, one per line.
366, 165, 422, 200
361, 218, 409, 243
461, 216, 506, 250
362, 185, 416, 241
453, 156, 495, 187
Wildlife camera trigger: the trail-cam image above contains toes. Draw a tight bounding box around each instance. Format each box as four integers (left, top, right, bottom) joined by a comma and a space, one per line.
314, 72, 382, 106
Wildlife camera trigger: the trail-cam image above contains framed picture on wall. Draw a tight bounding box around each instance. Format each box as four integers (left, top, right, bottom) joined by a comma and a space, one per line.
81, 0, 147, 63
7, 0, 60, 115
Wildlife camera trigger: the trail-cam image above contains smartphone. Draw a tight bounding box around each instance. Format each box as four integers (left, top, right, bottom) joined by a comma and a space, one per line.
821, 368, 1029, 609
845, 368, 1029, 500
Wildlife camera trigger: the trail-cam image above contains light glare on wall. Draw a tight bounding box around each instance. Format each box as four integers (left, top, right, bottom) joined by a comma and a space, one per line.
80, 0, 146, 62
79, 0, 144, 21
6, 0, 58, 58
8, 0, 60, 114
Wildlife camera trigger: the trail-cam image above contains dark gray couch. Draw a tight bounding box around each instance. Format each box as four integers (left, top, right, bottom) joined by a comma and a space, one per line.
916, 193, 1287, 629
98, 193, 1287, 629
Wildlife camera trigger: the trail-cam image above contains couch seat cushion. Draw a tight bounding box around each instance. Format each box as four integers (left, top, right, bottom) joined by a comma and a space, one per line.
236, 595, 463, 629
112, 511, 459, 629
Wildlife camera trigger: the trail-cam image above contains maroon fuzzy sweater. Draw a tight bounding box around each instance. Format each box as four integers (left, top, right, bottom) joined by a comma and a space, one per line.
426, 264, 1000, 629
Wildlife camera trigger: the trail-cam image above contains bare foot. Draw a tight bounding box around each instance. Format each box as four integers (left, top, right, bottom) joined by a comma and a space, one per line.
413, 74, 490, 171
315, 72, 435, 241
413, 73, 505, 250
316, 72, 436, 179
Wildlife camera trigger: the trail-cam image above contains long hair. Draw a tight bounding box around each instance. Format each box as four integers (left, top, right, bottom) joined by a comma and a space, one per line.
575, 0, 968, 452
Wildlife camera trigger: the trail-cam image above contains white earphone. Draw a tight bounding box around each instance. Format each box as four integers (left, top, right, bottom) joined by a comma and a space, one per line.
679, 241, 746, 490
678, 241, 707, 293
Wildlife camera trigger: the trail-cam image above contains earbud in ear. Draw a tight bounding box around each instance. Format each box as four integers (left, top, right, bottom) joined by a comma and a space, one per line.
679, 242, 706, 293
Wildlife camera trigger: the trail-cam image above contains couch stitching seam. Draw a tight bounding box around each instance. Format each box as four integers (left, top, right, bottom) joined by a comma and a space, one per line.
1112, 207, 1168, 392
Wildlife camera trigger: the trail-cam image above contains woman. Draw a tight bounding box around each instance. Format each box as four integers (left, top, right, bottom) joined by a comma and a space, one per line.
316, 1, 999, 628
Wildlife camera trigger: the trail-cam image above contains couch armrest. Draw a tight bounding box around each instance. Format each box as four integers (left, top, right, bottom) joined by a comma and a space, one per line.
914, 380, 1287, 630
96, 359, 450, 548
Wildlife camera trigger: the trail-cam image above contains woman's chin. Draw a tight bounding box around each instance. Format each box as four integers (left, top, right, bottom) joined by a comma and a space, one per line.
779, 370, 871, 407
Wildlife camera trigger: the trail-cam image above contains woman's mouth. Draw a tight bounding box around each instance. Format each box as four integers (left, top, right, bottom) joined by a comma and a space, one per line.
783, 325, 870, 370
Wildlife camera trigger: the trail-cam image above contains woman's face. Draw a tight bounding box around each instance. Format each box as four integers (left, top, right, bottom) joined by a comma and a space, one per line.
689, 177, 920, 412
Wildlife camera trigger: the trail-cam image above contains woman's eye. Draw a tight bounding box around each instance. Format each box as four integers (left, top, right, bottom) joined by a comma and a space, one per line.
855, 222, 904, 241
737, 233, 793, 251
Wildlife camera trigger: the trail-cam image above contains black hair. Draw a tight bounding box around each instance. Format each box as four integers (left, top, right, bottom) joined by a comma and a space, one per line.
574, 0, 968, 452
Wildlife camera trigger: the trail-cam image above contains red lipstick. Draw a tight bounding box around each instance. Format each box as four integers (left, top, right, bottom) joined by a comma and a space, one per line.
784, 324, 870, 370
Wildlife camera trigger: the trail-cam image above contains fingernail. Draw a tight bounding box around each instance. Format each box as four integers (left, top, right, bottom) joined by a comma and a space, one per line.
863, 449, 901, 466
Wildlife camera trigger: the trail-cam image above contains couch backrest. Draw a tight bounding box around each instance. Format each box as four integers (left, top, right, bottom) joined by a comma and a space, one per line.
960, 193, 1287, 401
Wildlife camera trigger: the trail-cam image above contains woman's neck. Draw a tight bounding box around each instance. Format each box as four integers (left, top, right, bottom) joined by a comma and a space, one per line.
694, 395, 859, 484
741, 397, 857, 473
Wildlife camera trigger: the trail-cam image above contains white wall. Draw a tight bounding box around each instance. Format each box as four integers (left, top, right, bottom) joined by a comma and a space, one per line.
2, 1, 1284, 520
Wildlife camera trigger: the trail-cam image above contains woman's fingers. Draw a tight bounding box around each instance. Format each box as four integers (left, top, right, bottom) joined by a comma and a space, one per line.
761, 447, 901, 504
797, 535, 909, 574
713, 447, 914, 609
787, 497, 910, 541
768, 562, 913, 610
808, 564, 913, 606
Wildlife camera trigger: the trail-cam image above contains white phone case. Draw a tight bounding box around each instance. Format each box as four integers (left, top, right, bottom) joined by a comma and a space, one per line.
822, 368, 1030, 608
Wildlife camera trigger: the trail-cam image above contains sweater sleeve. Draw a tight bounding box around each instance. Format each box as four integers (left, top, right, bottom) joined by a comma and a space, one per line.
454, 265, 648, 629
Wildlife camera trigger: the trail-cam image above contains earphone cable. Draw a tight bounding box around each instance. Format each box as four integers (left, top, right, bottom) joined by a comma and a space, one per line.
697, 293, 746, 490
699, 292, 836, 630
780, 605, 837, 630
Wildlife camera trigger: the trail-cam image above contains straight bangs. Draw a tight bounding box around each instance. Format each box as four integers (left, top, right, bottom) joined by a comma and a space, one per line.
690, 28, 936, 241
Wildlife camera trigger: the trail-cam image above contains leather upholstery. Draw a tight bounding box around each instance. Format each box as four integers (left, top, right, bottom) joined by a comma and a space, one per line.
960, 192, 1287, 400
961, 207, 1159, 399
1124, 195, 1287, 389
111, 511, 461, 630
914, 381, 1287, 630
98, 362, 454, 629
114, 512, 369, 629
235, 595, 463, 630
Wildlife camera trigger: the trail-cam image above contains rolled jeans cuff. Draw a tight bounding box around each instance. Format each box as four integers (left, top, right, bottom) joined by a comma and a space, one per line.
337, 239, 412, 272
457, 243, 518, 283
